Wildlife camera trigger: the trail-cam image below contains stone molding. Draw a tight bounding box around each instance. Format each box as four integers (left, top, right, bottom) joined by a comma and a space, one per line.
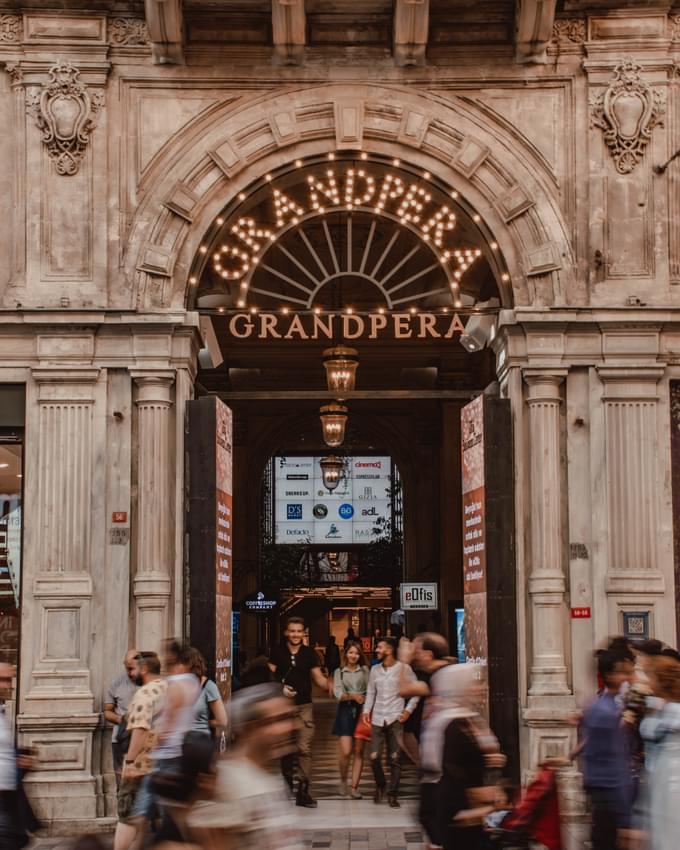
552, 18, 586, 45
26, 61, 104, 176
393, 0, 429, 68
126, 84, 575, 312
109, 17, 150, 46
590, 56, 665, 174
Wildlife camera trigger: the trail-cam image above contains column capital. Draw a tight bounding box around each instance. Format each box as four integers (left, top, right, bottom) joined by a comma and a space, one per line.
131, 371, 175, 405
524, 370, 567, 403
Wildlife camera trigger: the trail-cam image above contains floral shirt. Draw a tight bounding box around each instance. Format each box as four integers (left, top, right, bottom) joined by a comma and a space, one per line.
126, 678, 167, 774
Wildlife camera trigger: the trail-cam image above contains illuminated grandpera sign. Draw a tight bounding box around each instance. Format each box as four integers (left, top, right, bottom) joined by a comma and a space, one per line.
225, 310, 467, 341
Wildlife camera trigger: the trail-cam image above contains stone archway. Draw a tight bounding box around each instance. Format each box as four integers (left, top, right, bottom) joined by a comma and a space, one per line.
124, 83, 577, 313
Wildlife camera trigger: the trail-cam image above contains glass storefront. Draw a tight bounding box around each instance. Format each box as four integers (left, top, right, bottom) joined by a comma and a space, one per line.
0, 386, 25, 724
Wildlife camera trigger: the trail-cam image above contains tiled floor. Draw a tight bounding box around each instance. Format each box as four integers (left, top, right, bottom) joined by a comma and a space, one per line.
310, 699, 419, 801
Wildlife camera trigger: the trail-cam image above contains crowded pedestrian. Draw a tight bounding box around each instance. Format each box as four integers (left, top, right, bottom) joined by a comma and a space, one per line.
104, 649, 139, 788
186, 682, 303, 850
343, 627, 356, 650
398, 632, 453, 765
268, 616, 329, 807
0, 662, 38, 850
579, 649, 634, 850
114, 651, 167, 850
332, 640, 369, 798
639, 652, 680, 850
362, 636, 419, 808
187, 648, 227, 741
324, 635, 341, 678
421, 663, 497, 850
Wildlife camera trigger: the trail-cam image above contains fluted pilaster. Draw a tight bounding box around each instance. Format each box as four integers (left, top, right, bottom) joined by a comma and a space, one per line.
525, 372, 570, 697
132, 373, 174, 650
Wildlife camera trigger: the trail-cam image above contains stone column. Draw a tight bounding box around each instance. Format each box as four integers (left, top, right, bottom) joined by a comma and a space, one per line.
525, 372, 570, 697
131, 373, 175, 650
18, 365, 104, 826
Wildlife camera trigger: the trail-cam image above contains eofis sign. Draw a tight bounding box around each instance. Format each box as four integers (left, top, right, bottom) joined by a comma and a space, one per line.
400, 582, 438, 611
223, 311, 467, 342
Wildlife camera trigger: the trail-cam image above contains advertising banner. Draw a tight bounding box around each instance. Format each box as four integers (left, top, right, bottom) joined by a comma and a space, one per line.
187, 397, 233, 702
461, 395, 489, 714
274, 455, 392, 545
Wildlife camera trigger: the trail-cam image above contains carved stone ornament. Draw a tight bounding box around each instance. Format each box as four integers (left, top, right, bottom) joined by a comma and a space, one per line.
552, 18, 585, 44
26, 62, 104, 176
670, 14, 680, 43
109, 17, 150, 46
590, 57, 664, 174
0, 14, 22, 43
4, 63, 23, 87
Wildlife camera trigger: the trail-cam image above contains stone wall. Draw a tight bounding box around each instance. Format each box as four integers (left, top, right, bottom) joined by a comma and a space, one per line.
0, 1, 679, 835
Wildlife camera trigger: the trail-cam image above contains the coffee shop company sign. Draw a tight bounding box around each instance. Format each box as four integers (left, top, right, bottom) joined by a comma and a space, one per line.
225, 311, 467, 341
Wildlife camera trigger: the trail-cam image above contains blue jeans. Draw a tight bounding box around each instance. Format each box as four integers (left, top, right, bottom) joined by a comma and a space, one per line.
130, 757, 183, 821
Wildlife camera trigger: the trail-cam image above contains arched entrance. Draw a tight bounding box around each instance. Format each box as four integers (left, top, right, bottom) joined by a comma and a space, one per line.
183, 143, 521, 775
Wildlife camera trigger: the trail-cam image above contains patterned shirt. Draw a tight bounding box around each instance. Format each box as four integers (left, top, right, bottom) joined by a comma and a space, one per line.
126, 678, 167, 774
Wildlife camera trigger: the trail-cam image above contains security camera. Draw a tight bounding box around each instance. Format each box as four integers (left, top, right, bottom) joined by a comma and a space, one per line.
459, 299, 499, 353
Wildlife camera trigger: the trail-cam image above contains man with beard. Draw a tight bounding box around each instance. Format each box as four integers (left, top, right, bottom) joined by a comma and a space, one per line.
104, 649, 139, 788
268, 617, 329, 808
114, 652, 167, 850
362, 637, 419, 808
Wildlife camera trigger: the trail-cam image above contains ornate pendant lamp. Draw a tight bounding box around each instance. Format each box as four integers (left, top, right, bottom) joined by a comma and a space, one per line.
320, 403, 349, 448
319, 455, 346, 493
323, 347, 359, 394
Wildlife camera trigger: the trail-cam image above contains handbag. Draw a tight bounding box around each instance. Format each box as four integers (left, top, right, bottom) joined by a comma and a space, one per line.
354, 710, 372, 741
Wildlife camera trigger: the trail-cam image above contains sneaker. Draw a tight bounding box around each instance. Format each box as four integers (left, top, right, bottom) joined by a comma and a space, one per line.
295, 782, 318, 808
388, 796, 400, 808
373, 786, 385, 804
350, 787, 363, 799
339, 781, 349, 797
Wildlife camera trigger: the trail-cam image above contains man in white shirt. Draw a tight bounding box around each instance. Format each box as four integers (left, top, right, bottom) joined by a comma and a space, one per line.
362, 637, 418, 808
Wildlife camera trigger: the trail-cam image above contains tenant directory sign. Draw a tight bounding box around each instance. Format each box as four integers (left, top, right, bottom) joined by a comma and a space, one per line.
274, 455, 392, 545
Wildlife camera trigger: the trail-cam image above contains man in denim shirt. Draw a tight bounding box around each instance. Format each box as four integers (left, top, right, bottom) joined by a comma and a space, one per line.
580, 650, 634, 850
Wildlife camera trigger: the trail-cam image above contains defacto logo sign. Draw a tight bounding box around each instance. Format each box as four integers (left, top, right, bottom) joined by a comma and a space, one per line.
400, 582, 439, 611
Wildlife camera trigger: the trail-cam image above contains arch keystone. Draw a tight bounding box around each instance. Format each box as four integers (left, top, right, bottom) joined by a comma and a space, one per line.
497, 185, 536, 222
163, 181, 199, 222
453, 136, 490, 176
270, 110, 300, 145
208, 138, 244, 178
138, 243, 174, 277
398, 109, 430, 147
526, 242, 561, 276
334, 100, 364, 149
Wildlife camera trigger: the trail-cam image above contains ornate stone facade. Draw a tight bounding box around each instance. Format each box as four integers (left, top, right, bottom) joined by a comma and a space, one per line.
0, 1, 679, 844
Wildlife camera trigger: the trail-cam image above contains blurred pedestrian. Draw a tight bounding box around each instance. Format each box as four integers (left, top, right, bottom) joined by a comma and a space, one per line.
362, 637, 419, 808
422, 663, 497, 850
0, 663, 38, 850
187, 648, 227, 741
399, 632, 453, 766
640, 652, 680, 850
186, 683, 303, 850
114, 651, 166, 850
268, 617, 329, 807
104, 649, 139, 788
325, 635, 340, 677
580, 649, 634, 850
343, 628, 356, 649
239, 647, 272, 688
332, 641, 369, 798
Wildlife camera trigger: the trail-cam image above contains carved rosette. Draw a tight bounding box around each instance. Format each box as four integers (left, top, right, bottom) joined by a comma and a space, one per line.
590, 57, 664, 174
26, 62, 104, 176
552, 18, 585, 45
0, 14, 22, 43
109, 17, 150, 46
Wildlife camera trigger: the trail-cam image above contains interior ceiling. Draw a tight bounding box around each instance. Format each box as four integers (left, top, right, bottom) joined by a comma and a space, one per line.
0, 445, 21, 504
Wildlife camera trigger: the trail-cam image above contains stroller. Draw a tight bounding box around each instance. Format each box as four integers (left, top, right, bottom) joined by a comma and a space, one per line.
486, 764, 563, 850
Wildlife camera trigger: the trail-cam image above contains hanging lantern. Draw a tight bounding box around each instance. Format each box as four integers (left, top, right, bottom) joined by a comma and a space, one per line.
323, 346, 359, 394
320, 403, 349, 448
319, 455, 346, 493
